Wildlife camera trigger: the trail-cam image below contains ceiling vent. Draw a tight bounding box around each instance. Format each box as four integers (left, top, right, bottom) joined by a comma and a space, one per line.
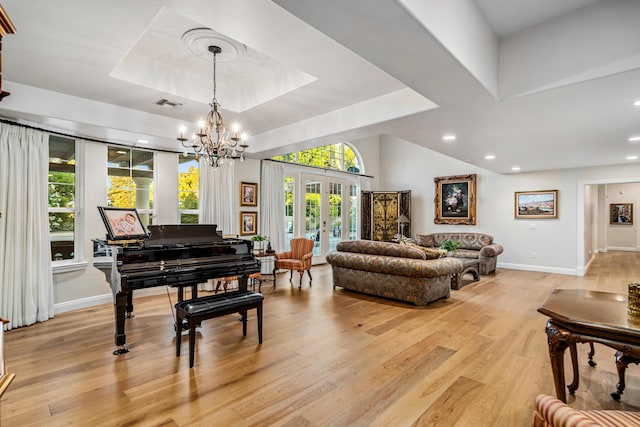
154, 98, 183, 108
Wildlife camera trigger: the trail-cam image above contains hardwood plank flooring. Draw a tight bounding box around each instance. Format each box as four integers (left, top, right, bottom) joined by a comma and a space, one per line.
3, 251, 640, 426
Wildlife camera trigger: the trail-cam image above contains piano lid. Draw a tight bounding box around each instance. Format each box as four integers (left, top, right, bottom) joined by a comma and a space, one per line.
144, 224, 223, 247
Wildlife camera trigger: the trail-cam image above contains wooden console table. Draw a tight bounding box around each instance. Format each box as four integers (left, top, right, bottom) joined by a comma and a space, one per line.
538, 289, 640, 402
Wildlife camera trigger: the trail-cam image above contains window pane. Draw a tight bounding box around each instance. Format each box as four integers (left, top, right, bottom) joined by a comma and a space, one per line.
179, 154, 199, 223
284, 176, 294, 248
49, 212, 74, 261
48, 182, 75, 208
271, 142, 360, 173
328, 182, 342, 253
49, 136, 76, 261
180, 213, 199, 224
108, 147, 130, 168
305, 179, 321, 256
349, 184, 358, 240
107, 147, 154, 218
132, 150, 154, 171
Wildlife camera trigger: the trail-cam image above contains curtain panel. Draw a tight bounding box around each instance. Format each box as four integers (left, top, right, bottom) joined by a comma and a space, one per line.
260, 161, 285, 253
0, 123, 55, 331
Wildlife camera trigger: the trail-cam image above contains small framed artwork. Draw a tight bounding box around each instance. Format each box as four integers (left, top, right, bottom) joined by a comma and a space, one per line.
240, 211, 257, 236
514, 190, 558, 219
610, 203, 633, 225
97, 206, 149, 240
240, 182, 258, 207
434, 174, 476, 225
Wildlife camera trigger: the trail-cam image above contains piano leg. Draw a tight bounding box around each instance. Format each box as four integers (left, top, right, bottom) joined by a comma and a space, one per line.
113, 291, 130, 355
126, 290, 134, 318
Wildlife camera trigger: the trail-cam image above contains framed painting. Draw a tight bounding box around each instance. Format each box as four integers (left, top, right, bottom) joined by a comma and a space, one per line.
240, 211, 257, 236
610, 203, 633, 224
240, 182, 258, 207
97, 206, 149, 240
514, 190, 558, 219
434, 174, 476, 225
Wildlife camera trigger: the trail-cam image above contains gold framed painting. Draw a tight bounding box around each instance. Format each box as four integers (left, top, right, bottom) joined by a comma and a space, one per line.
610, 203, 633, 224
515, 190, 558, 219
240, 211, 257, 236
240, 182, 258, 207
434, 174, 476, 225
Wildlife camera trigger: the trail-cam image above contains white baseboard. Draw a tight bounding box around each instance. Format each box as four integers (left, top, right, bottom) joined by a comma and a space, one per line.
54, 287, 170, 315
54, 293, 112, 314
497, 262, 577, 276
607, 246, 638, 252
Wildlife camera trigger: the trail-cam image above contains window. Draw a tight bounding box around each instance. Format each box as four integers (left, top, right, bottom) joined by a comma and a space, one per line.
272, 142, 361, 173
107, 146, 154, 226
178, 154, 199, 223
48, 136, 77, 261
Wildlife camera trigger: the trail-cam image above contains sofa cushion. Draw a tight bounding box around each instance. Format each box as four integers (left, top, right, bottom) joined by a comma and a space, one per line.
452, 249, 480, 259
415, 233, 494, 251
335, 240, 426, 260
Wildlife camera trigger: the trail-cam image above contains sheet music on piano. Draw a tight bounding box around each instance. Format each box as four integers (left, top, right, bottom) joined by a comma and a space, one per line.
93, 222, 260, 355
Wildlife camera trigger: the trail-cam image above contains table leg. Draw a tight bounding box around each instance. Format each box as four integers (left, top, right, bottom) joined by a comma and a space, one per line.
567, 343, 579, 394
545, 321, 570, 402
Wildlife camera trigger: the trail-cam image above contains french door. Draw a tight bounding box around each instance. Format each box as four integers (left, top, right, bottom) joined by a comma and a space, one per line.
298, 173, 358, 264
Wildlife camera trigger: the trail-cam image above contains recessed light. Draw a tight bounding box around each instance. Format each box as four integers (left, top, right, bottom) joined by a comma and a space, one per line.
484, 155, 495, 160
626, 155, 638, 160
137, 139, 149, 144
442, 134, 456, 141
629, 136, 640, 142
634, 100, 640, 107
511, 166, 521, 171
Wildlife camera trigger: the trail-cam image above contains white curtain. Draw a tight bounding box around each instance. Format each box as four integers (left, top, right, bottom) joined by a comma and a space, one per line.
260, 161, 285, 253
199, 160, 237, 291
199, 160, 237, 235
0, 123, 55, 331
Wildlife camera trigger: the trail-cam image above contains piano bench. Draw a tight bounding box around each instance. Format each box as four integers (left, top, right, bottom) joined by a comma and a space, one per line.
175, 290, 264, 368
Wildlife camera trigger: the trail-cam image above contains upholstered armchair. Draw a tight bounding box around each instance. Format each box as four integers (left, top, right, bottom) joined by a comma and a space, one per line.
273, 238, 314, 289
532, 394, 640, 426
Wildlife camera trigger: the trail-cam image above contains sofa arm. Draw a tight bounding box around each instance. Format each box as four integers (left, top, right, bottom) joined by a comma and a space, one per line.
479, 243, 503, 258
533, 394, 598, 427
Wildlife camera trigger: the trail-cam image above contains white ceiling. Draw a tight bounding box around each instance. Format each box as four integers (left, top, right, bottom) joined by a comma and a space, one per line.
0, 0, 639, 174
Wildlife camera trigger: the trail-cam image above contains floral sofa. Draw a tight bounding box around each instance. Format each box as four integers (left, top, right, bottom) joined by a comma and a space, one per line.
415, 232, 503, 275
325, 240, 463, 305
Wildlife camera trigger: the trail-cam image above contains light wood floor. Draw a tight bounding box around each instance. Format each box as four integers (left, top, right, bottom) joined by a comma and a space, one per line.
3, 251, 640, 426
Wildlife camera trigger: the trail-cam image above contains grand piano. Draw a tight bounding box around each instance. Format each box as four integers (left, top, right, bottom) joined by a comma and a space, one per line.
94, 223, 260, 355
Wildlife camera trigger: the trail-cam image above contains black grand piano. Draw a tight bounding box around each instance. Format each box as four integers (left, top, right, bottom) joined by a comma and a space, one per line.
94, 223, 260, 355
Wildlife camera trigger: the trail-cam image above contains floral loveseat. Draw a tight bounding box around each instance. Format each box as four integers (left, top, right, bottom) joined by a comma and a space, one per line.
415, 232, 504, 275
325, 240, 463, 305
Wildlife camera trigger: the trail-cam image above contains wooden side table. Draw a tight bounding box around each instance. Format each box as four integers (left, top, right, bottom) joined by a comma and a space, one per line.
255, 252, 276, 287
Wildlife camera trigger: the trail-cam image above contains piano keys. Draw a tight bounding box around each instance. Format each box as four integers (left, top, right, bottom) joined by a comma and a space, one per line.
94, 224, 260, 355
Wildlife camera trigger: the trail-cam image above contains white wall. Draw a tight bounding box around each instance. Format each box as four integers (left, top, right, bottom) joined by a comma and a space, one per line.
376, 135, 640, 276
51, 135, 640, 311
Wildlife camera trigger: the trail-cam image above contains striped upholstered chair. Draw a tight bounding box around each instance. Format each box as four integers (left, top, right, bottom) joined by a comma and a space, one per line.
273, 238, 314, 289
533, 394, 640, 426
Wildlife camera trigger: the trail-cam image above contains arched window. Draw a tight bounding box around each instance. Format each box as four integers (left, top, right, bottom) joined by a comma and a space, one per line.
272, 143, 361, 174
